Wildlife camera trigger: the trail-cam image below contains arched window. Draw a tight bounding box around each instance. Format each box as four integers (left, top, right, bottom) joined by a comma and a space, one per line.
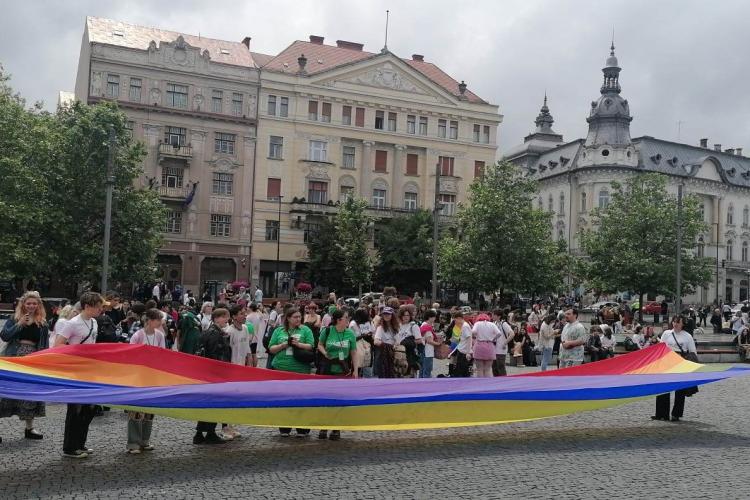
403, 183, 419, 211
743, 241, 749, 262
558, 228, 565, 241
598, 189, 610, 208
371, 179, 388, 209
559, 192, 565, 214
339, 175, 356, 202
697, 237, 705, 258
727, 239, 734, 261
548, 194, 553, 213
538, 196, 543, 210
744, 206, 749, 226
581, 192, 587, 212
727, 204, 734, 225
699, 203, 705, 222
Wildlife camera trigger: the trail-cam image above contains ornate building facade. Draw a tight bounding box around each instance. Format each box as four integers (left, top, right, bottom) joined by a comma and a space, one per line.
505, 44, 750, 305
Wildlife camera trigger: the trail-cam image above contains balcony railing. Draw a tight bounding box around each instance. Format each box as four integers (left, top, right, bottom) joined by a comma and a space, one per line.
158, 143, 193, 163
288, 196, 452, 219
158, 185, 191, 199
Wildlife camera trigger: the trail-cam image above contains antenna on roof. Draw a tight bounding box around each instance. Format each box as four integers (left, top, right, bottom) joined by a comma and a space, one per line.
381, 10, 390, 54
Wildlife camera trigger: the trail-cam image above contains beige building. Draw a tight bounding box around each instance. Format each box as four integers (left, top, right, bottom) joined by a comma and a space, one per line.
251, 36, 501, 295
74, 17, 260, 293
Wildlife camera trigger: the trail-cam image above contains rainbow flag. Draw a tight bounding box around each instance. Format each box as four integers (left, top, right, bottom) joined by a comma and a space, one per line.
0, 343, 747, 430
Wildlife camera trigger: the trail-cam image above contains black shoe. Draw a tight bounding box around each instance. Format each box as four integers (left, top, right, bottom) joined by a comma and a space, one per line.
204, 433, 227, 445
24, 429, 43, 440
651, 416, 668, 421
671, 416, 681, 422
193, 432, 205, 445
329, 431, 341, 441
318, 430, 328, 440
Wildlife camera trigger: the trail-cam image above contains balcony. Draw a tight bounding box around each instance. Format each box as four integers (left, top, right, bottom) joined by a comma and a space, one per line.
288, 196, 443, 220
158, 143, 193, 165
158, 185, 191, 199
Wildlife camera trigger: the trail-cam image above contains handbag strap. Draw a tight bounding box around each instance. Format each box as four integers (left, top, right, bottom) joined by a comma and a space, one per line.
671, 331, 687, 357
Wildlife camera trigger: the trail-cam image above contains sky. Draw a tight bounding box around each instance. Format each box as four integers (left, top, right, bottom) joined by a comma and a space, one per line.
2, 0, 750, 153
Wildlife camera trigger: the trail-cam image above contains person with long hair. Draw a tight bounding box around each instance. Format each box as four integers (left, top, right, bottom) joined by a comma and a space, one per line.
0, 291, 49, 441
374, 306, 400, 378
268, 306, 314, 437
350, 307, 375, 378
653, 314, 698, 422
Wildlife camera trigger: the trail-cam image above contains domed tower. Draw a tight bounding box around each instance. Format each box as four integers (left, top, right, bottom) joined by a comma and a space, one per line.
579, 43, 637, 167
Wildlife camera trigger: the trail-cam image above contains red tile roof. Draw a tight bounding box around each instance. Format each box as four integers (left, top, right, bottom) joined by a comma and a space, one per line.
87, 17, 257, 68
260, 40, 487, 104
250, 51, 275, 67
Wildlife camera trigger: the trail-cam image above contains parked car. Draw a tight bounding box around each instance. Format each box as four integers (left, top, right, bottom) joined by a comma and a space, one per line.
641, 301, 662, 314
344, 297, 360, 307
359, 292, 383, 305
581, 301, 619, 314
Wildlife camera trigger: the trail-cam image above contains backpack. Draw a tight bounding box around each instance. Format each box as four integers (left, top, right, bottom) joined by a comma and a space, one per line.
623, 336, 638, 351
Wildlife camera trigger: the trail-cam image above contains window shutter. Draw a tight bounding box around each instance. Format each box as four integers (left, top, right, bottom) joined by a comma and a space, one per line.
355, 107, 365, 127
375, 150, 388, 172
406, 154, 419, 175
267, 178, 281, 199
474, 160, 485, 178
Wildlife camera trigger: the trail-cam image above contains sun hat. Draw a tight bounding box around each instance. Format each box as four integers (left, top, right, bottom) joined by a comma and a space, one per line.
382, 306, 395, 315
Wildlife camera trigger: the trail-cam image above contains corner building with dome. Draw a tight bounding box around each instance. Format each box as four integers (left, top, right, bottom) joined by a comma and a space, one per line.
505, 44, 750, 306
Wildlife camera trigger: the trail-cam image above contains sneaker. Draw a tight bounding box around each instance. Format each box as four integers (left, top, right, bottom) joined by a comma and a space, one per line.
318, 430, 328, 440
63, 450, 88, 459
229, 427, 242, 438
204, 433, 227, 445
193, 433, 205, 445
76, 448, 94, 455
141, 444, 155, 451
24, 429, 43, 440
279, 431, 291, 438
126, 448, 141, 455
329, 431, 341, 441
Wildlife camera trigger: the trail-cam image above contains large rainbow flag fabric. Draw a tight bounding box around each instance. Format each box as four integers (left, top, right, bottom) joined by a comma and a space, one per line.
0, 343, 748, 430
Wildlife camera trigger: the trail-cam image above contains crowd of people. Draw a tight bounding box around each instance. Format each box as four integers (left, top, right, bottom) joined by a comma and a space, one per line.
1, 286, 744, 454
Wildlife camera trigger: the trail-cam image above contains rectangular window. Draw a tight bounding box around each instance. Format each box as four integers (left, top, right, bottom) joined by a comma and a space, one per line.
483, 125, 491, 144
375, 111, 384, 130
264, 220, 279, 241
404, 192, 418, 211
279, 97, 289, 117
450, 121, 458, 140
164, 126, 187, 147
212, 90, 223, 113
231, 93, 243, 116
308, 181, 328, 204
474, 160, 485, 178
210, 214, 231, 237
339, 185, 354, 202
303, 222, 321, 243
128, 78, 141, 102
309, 140, 328, 162
164, 210, 182, 233
212, 172, 233, 196
438, 119, 447, 138
407, 115, 416, 134
355, 107, 365, 127
419, 116, 428, 135
473, 124, 481, 142
269, 136, 284, 159
388, 112, 397, 132
125, 120, 134, 138
267, 178, 281, 200
214, 132, 236, 155
375, 150, 388, 173
267, 95, 276, 115
106, 74, 120, 98
372, 189, 386, 209
406, 153, 419, 176
439, 194, 456, 216
439, 156, 455, 176
342, 105, 352, 125
166, 83, 188, 108
321, 102, 331, 122
308, 100, 318, 121
342, 146, 356, 169
161, 166, 184, 188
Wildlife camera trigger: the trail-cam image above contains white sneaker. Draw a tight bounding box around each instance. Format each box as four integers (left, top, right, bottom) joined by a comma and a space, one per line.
63, 451, 88, 459
127, 448, 141, 455
76, 448, 94, 454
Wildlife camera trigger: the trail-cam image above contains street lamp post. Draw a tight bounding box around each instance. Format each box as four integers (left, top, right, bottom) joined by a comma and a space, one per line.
274, 195, 283, 299
715, 221, 720, 305
675, 183, 683, 314
431, 161, 441, 302
101, 126, 116, 293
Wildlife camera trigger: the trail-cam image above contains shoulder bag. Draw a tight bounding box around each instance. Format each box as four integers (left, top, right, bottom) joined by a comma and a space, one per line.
672, 331, 699, 396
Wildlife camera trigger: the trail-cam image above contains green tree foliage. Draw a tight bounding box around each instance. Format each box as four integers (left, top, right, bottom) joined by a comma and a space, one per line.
579, 173, 711, 310
305, 216, 346, 292
374, 209, 433, 293
0, 68, 165, 292
438, 161, 563, 296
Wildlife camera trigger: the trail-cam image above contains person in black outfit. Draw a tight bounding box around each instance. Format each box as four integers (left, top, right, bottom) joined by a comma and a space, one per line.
193, 308, 231, 445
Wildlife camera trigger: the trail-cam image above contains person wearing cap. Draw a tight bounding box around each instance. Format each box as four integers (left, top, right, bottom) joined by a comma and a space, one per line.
451, 311, 473, 377
471, 313, 500, 378
374, 306, 399, 378
322, 305, 336, 328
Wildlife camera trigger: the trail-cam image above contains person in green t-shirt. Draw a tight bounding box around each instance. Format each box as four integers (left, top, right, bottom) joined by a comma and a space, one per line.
176, 309, 201, 355
267, 306, 314, 437
316, 308, 359, 441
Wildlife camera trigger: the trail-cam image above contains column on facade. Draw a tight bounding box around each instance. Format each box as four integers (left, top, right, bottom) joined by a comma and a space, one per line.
240, 135, 257, 246
392, 144, 407, 210
361, 141, 374, 202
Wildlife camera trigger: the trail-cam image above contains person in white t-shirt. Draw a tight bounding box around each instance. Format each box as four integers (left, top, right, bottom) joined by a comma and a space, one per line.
491, 310, 514, 376
246, 303, 265, 365
222, 305, 254, 439
152, 283, 161, 301
538, 313, 558, 371
198, 302, 214, 332
54, 292, 104, 459
419, 310, 441, 378
471, 314, 501, 378
653, 315, 698, 422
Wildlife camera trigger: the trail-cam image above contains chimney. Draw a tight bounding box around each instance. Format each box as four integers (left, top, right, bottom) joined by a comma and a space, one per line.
726, 148, 735, 155
309, 35, 324, 45
699, 138, 708, 148
297, 53, 308, 74
714, 143, 722, 152
737, 147, 743, 156
336, 40, 364, 51
412, 54, 424, 62
241, 36, 251, 49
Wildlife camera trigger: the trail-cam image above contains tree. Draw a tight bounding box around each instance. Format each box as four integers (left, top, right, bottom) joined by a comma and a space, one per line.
374, 209, 433, 293
438, 161, 562, 299
305, 216, 347, 292
0, 67, 166, 294
579, 173, 711, 318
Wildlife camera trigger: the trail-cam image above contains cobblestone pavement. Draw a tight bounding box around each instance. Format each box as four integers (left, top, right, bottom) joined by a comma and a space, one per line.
1, 365, 749, 500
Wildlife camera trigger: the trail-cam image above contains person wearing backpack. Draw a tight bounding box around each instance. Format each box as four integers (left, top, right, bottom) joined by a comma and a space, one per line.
397, 307, 422, 377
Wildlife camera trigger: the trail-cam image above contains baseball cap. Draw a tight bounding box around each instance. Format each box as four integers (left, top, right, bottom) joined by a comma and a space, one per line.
382, 307, 395, 315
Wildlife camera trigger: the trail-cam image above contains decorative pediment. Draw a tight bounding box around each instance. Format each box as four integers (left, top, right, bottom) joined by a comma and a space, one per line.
147, 36, 210, 69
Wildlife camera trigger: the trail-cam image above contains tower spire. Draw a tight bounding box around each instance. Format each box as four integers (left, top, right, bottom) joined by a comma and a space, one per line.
381, 10, 390, 53
534, 92, 555, 133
